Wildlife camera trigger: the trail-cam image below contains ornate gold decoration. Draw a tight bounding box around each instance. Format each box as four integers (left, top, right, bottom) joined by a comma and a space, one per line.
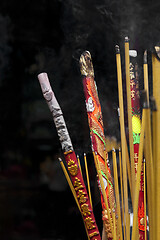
85, 217, 96, 230
79, 51, 94, 77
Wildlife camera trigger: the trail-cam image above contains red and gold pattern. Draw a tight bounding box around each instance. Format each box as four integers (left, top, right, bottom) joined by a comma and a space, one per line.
64, 151, 101, 240
130, 60, 145, 240
80, 51, 117, 240
38, 72, 101, 240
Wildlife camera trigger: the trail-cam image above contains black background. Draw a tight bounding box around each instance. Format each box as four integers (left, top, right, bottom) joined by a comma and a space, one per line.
0, 0, 159, 239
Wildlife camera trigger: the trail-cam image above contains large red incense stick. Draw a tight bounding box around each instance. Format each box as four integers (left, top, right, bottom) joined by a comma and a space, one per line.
79, 51, 117, 240
38, 72, 101, 240
129, 53, 145, 240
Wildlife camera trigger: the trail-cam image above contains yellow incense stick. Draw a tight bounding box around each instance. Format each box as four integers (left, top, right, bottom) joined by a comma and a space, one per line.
144, 107, 154, 240
131, 108, 146, 240
59, 158, 80, 211
112, 148, 123, 240
119, 148, 126, 240
116, 45, 129, 238
112, 209, 117, 240
84, 153, 93, 209
127, 213, 130, 240
104, 148, 114, 221
124, 37, 135, 198
77, 154, 83, 176
143, 50, 149, 105
152, 52, 160, 240
124, 135, 133, 205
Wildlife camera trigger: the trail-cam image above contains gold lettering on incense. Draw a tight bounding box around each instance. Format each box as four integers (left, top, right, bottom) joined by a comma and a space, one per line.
84, 217, 96, 230
131, 89, 135, 98
81, 204, 91, 216
130, 80, 135, 88
77, 190, 87, 203
89, 231, 99, 238
68, 159, 78, 176
74, 177, 84, 191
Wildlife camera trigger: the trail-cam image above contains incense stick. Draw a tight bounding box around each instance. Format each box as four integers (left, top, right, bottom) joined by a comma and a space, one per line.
116, 45, 129, 238
93, 151, 114, 238
58, 158, 80, 211
84, 153, 93, 209
131, 108, 146, 240
119, 148, 125, 240
124, 37, 135, 198
112, 148, 123, 240
77, 154, 83, 176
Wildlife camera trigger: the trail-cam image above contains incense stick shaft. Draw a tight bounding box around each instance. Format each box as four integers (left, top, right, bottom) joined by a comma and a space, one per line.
124, 40, 135, 197
84, 153, 93, 209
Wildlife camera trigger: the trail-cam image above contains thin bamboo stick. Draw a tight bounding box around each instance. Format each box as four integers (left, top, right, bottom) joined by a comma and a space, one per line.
59, 158, 90, 240
84, 153, 93, 209
124, 136, 133, 205
124, 37, 135, 198
116, 45, 129, 239
59, 158, 80, 211
143, 50, 149, 105
77, 154, 83, 176
112, 209, 117, 240
104, 148, 114, 221
119, 148, 125, 240
152, 52, 160, 240
144, 107, 154, 240
112, 148, 123, 240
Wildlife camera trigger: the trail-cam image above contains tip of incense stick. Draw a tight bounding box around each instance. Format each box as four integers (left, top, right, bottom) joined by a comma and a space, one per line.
84, 153, 86, 156
115, 45, 120, 54
119, 147, 121, 152
144, 50, 147, 64
154, 46, 160, 59
112, 148, 116, 152
95, 151, 97, 155
58, 158, 62, 162
125, 36, 129, 42
143, 159, 146, 163
79, 50, 94, 77
150, 96, 157, 111
77, 154, 79, 158
112, 209, 115, 213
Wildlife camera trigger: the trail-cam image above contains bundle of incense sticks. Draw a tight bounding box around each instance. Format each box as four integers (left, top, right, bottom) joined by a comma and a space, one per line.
38, 73, 101, 240
37, 38, 160, 240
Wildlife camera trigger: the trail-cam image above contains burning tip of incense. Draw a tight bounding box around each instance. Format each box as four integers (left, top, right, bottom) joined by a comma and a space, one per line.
79, 50, 94, 77
125, 36, 129, 42
119, 147, 121, 151
58, 158, 62, 162
77, 154, 79, 158
84, 153, 86, 156
112, 148, 116, 152
144, 50, 147, 64
115, 45, 120, 53
143, 159, 146, 163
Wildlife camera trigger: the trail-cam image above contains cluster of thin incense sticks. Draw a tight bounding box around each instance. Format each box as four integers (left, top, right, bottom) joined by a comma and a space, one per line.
58, 38, 160, 240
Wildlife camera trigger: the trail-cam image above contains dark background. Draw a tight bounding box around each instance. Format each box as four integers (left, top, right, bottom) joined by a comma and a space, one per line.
0, 0, 159, 239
